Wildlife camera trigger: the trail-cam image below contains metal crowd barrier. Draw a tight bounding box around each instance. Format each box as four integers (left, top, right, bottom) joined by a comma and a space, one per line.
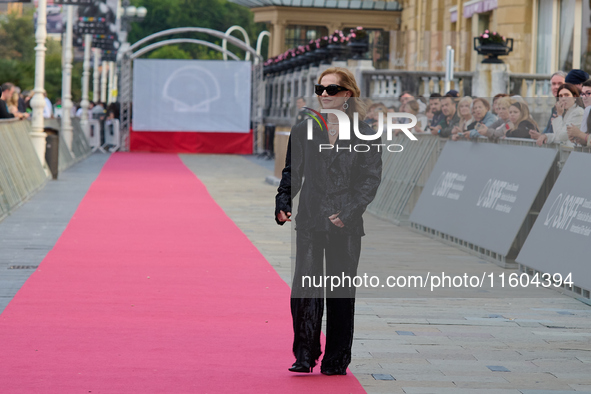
60, 117, 93, 172
367, 134, 444, 224
369, 135, 590, 271
0, 119, 48, 222
70, 117, 92, 162
45, 118, 93, 173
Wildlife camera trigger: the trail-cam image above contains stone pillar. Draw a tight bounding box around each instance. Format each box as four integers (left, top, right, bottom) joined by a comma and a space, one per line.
348, 59, 375, 97
270, 22, 285, 57
472, 63, 510, 98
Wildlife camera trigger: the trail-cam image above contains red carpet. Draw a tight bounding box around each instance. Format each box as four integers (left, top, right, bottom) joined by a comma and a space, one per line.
0, 153, 365, 393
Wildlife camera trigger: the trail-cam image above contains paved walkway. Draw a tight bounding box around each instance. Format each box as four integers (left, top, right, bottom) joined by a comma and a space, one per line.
0, 153, 109, 314
180, 154, 591, 394
1, 153, 590, 393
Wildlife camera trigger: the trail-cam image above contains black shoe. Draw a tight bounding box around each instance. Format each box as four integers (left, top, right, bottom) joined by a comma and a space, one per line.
288, 361, 313, 373
320, 368, 347, 376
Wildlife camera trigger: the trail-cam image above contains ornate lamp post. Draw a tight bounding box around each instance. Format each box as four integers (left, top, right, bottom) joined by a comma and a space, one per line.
30, 0, 48, 166
93, 48, 101, 102
118, 1, 147, 54
101, 61, 108, 103
61, 5, 75, 150
80, 34, 92, 133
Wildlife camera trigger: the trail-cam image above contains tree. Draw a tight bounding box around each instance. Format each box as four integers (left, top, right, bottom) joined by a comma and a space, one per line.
0, 9, 77, 102
128, 0, 268, 60
147, 45, 191, 59
0, 9, 36, 63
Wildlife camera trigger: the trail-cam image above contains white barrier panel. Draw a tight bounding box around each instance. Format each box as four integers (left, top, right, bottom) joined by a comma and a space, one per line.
132, 59, 251, 133
103, 119, 120, 152
88, 119, 103, 152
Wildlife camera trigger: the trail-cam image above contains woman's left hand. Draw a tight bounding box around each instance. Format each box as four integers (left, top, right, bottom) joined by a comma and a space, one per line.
567, 124, 585, 142
329, 213, 344, 228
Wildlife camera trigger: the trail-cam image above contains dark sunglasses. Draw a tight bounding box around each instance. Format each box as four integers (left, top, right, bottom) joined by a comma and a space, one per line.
315, 84, 348, 96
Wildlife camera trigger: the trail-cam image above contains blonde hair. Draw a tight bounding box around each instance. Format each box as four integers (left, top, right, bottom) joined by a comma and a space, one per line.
6, 92, 19, 108
317, 67, 367, 120
495, 96, 511, 110
406, 100, 419, 115
510, 99, 539, 131
458, 96, 473, 110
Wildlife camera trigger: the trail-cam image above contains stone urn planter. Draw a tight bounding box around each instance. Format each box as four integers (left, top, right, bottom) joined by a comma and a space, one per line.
347, 39, 369, 60
474, 36, 513, 64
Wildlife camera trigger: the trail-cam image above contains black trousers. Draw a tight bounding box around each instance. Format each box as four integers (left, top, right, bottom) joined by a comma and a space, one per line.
291, 229, 362, 371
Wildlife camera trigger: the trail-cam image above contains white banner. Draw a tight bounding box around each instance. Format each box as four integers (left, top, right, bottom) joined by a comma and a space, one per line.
132, 59, 251, 133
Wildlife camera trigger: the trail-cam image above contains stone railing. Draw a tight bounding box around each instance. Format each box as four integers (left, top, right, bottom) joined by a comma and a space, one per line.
262, 66, 555, 129
361, 70, 474, 101
263, 62, 474, 127
509, 73, 553, 97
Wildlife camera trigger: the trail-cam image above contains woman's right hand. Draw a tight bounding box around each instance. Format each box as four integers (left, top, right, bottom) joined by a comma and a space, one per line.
536, 134, 548, 146
555, 101, 565, 116
277, 210, 291, 222
529, 129, 541, 140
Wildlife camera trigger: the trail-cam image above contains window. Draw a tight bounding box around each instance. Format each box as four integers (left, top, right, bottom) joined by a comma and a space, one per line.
284, 25, 328, 49
537, 0, 554, 74
368, 29, 390, 70
478, 12, 490, 34
342, 28, 390, 69
559, 0, 576, 71
581, 0, 591, 73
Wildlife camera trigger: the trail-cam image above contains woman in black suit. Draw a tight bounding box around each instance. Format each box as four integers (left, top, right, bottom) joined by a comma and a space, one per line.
275, 67, 382, 375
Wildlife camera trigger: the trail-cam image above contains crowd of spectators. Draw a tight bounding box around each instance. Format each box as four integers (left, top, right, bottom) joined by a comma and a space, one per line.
1, 83, 29, 120
363, 68, 591, 148
1, 80, 120, 124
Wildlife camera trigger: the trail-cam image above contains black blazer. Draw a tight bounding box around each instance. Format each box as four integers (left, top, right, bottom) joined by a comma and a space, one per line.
275, 117, 382, 236
506, 119, 536, 139
0, 99, 15, 119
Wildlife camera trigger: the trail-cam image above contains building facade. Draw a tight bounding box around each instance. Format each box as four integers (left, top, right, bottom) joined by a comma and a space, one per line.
237, 0, 591, 75
397, 0, 591, 75
232, 0, 403, 69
